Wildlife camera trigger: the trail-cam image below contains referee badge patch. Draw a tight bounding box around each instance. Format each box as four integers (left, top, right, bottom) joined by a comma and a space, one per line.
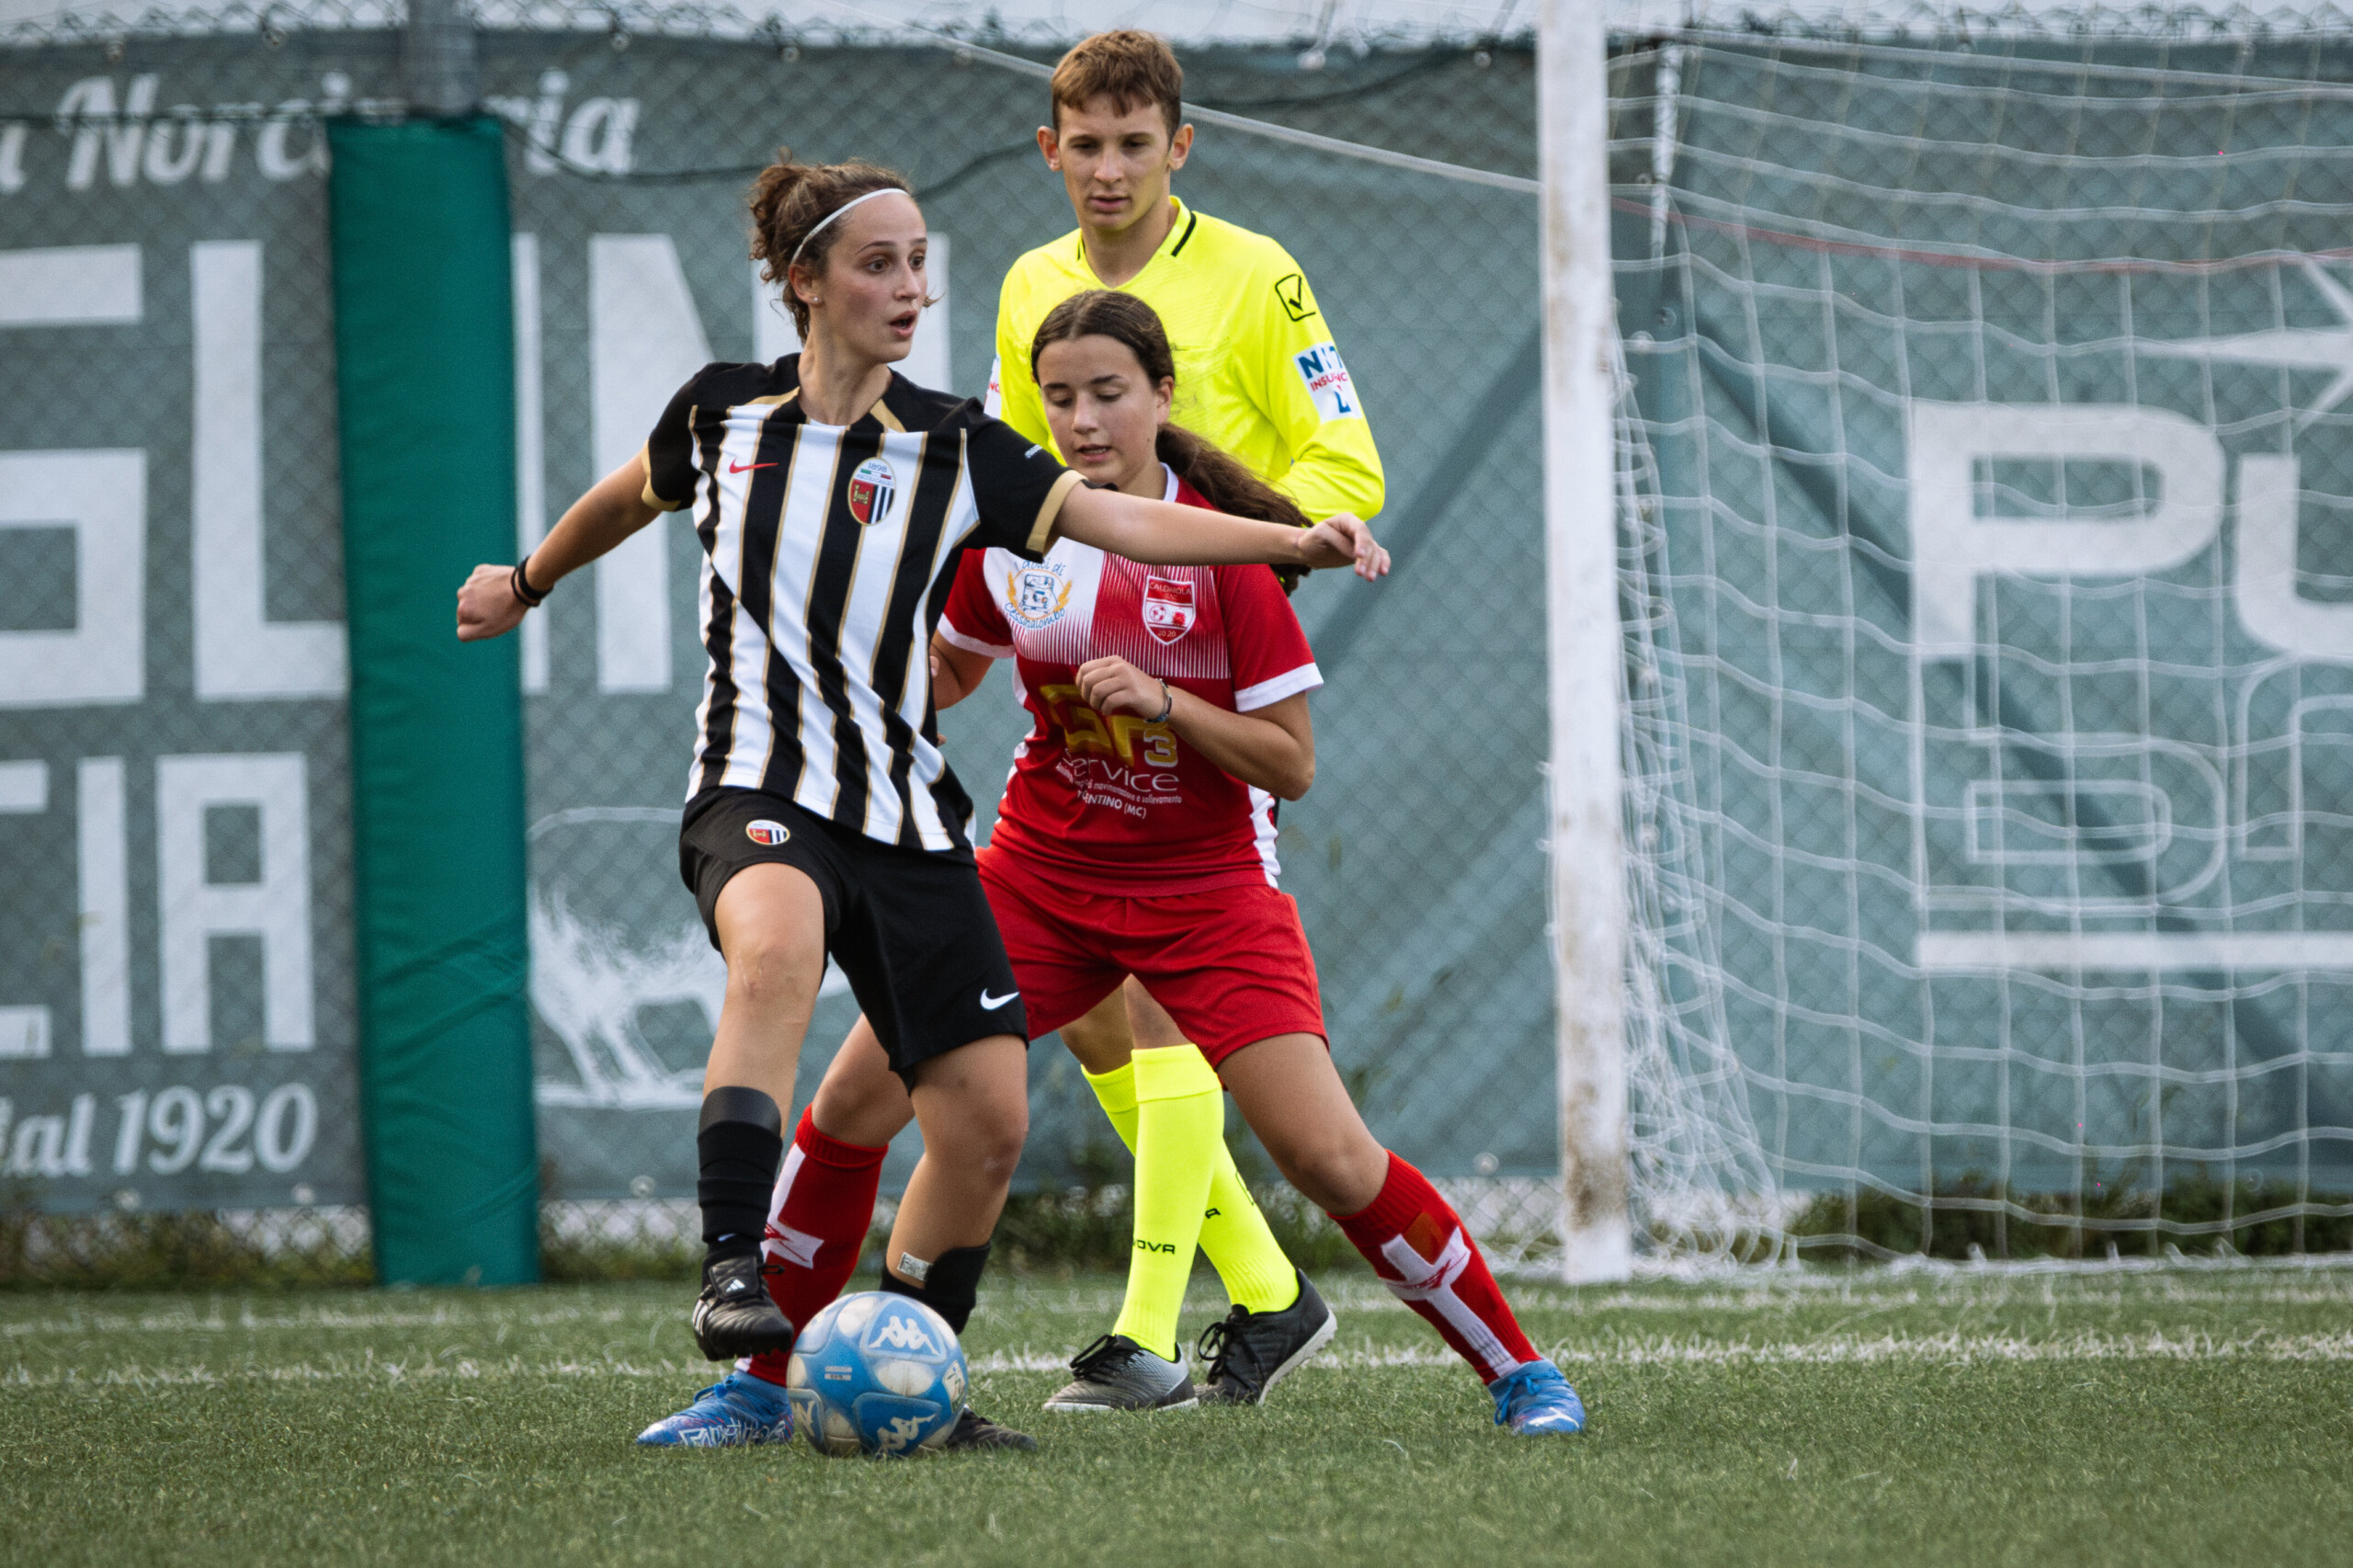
847, 456, 898, 527
745, 819, 790, 846
1292, 342, 1360, 421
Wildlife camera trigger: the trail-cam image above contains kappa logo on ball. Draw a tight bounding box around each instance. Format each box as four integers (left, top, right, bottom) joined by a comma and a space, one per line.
873, 1415, 929, 1455
1142, 575, 1197, 644
745, 819, 790, 846
847, 456, 898, 527
868, 1313, 938, 1354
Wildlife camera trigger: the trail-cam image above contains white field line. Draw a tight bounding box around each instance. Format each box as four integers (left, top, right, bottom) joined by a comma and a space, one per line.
0, 1355, 705, 1390
1550, 1330, 2353, 1366
988, 1330, 2353, 1371
1500, 1283, 2353, 1314
0, 1302, 649, 1339
1624, 1253, 2353, 1285
8, 1257, 2353, 1343
12, 1278, 2353, 1342
15, 1329, 2353, 1391
1256, 1279, 2353, 1317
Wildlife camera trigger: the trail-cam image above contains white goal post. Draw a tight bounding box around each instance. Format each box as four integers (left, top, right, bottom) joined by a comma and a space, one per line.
1540, 0, 1635, 1283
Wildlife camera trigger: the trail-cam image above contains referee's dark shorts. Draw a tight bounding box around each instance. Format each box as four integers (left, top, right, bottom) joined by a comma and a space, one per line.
679, 789, 1029, 1085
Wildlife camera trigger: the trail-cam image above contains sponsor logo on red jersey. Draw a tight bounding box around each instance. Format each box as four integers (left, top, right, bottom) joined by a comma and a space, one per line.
1142, 575, 1197, 644
847, 456, 897, 527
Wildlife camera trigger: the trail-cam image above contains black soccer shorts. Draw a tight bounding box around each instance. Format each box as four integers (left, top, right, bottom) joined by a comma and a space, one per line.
678, 790, 1029, 1084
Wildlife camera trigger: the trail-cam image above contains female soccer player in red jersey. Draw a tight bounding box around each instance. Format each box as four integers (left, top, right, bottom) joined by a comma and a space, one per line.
730, 290, 1584, 1437
454, 160, 1391, 1452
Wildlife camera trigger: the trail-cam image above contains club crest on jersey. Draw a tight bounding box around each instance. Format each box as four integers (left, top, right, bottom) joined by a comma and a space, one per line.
1006, 562, 1074, 630
745, 819, 790, 846
1142, 575, 1197, 644
847, 456, 898, 527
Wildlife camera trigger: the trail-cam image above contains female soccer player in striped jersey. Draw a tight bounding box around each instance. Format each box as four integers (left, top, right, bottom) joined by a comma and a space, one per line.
453, 158, 1390, 1450
733, 292, 1584, 1437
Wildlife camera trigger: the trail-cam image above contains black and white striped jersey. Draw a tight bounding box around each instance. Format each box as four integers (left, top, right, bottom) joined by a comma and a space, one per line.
642, 357, 1083, 853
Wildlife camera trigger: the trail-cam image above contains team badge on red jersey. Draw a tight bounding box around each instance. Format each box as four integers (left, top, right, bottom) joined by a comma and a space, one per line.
1142, 575, 1197, 644
745, 819, 790, 846
1007, 563, 1074, 630
847, 457, 897, 527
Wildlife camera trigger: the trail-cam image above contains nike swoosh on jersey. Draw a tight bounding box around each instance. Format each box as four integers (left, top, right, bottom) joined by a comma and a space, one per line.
729, 460, 778, 472
980, 989, 1018, 1010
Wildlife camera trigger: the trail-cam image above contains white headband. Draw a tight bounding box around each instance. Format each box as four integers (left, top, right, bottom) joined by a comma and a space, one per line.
789, 187, 905, 271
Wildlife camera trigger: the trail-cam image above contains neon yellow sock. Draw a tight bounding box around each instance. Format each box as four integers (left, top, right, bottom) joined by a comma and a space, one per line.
1081, 1060, 1142, 1149
1083, 1061, 1298, 1318
1110, 1046, 1224, 1361
1199, 1150, 1300, 1317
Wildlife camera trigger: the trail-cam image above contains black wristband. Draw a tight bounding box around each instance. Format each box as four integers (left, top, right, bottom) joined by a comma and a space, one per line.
511, 557, 547, 608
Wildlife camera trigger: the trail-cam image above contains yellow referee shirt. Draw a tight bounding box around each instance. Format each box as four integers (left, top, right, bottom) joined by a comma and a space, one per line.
988, 197, 1385, 522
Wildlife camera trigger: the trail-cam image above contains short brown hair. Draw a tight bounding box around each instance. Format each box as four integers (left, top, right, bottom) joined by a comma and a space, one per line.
1050, 30, 1183, 141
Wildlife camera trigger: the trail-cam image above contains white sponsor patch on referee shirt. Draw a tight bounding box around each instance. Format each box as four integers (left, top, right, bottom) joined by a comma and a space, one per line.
1291, 341, 1360, 421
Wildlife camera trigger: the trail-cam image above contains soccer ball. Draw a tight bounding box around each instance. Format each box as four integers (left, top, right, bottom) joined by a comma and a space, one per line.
783, 1291, 967, 1457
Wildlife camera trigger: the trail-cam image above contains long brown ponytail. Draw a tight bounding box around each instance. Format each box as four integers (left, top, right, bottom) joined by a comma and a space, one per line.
1030, 290, 1313, 588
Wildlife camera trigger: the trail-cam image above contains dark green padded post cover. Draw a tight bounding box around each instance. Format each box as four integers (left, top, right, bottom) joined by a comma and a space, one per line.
328, 117, 538, 1285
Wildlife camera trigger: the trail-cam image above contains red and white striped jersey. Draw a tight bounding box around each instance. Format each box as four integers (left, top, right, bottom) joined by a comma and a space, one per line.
938, 469, 1322, 894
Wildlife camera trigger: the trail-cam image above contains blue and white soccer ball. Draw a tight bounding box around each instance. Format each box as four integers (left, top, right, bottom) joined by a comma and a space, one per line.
784, 1290, 968, 1457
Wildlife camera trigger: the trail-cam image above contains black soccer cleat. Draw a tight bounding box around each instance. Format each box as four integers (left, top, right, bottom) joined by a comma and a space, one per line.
1195, 1270, 1337, 1405
1043, 1334, 1197, 1412
938, 1407, 1039, 1451
688, 1251, 795, 1360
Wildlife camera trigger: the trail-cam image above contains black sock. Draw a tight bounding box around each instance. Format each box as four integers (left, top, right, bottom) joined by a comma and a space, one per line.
696, 1086, 783, 1259
878, 1243, 991, 1335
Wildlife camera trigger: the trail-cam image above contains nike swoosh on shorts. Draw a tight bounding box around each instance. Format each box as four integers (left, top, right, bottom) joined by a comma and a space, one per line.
980, 990, 1017, 1010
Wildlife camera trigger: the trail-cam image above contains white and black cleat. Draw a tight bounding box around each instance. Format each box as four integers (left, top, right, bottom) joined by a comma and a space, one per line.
1042, 1334, 1198, 1412
1195, 1270, 1337, 1406
688, 1251, 794, 1360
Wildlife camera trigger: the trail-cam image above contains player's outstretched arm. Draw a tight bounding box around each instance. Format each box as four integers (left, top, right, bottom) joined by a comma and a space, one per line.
456, 456, 663, 641
1053, 485, 1390, 582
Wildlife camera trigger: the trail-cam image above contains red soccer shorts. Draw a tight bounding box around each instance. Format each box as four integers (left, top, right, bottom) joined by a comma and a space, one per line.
976, 846, 1326, 1067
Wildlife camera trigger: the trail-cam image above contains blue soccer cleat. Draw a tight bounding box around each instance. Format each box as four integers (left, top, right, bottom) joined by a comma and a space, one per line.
1489, 1359, 1586, 1436
635, 1369, 795, 1448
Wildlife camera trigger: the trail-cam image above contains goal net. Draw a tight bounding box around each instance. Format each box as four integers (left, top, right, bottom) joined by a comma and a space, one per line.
1614, 24, 2353, 1261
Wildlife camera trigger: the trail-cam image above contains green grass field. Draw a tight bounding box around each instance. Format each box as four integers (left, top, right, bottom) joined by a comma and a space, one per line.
6, 1264, 2351, 1567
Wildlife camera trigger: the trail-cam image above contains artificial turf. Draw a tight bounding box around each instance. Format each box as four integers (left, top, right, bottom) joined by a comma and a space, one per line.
5, 1264, 2350, 1567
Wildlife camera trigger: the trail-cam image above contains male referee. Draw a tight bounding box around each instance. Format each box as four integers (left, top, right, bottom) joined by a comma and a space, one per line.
988, 28, 1385, 1400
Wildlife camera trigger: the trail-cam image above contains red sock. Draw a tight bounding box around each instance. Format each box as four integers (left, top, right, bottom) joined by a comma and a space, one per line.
1332, 1153, 1539, 1384
742, 1108, 888, 1387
